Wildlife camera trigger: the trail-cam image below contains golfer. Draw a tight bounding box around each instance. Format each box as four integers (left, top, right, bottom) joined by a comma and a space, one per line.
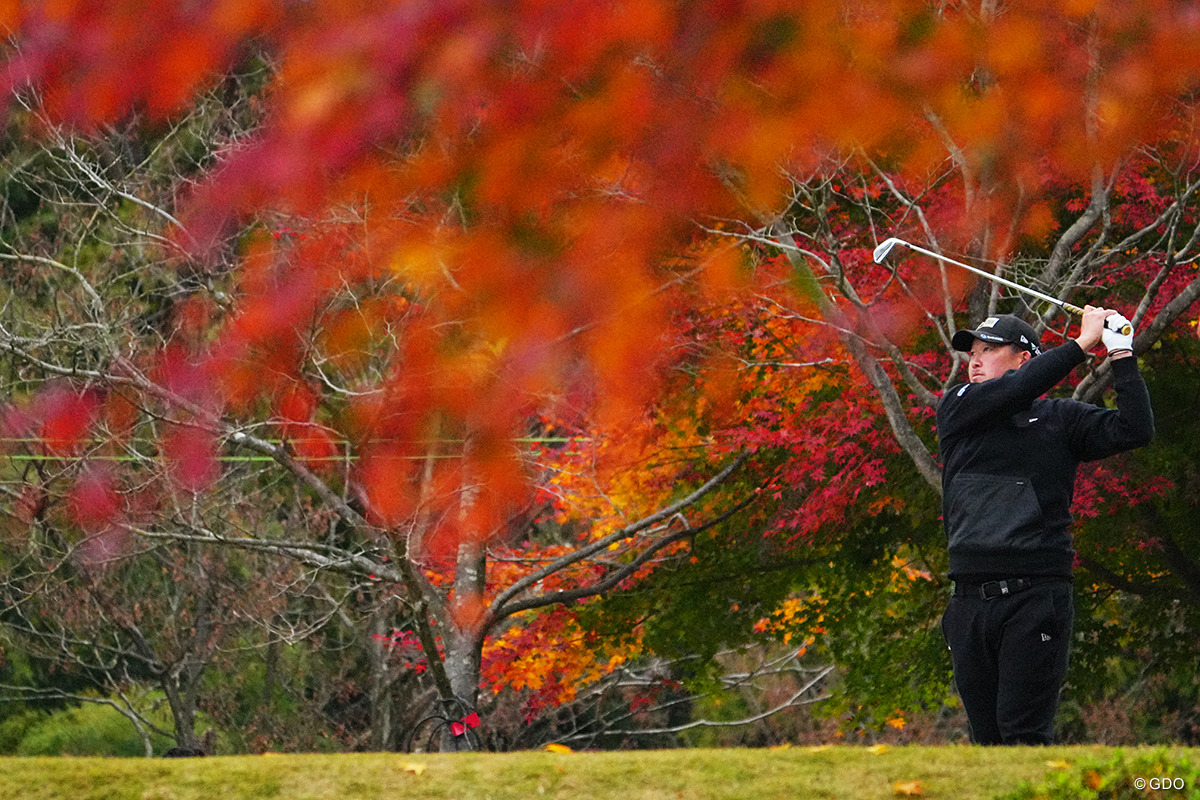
937, 307, 1154, 745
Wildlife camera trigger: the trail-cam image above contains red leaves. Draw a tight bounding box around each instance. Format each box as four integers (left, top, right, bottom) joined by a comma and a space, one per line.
32, 385, 101, 457
273, 382, 337, 468
4, 0, 282, 125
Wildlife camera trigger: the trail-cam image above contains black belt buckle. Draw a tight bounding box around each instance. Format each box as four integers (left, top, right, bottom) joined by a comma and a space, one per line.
980, 578, 1029, 600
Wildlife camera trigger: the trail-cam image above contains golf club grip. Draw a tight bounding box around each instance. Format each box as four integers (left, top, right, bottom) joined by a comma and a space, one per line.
1064, 302, 1133, 336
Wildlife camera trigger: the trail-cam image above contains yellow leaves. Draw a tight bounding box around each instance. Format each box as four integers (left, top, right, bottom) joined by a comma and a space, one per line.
753, 594, 824, 645
402, 762, 427, 776
867, 744, 891, 755
605, 653, 627, 671
893, 779, 924, 796
886, 716, 907, 730
545, 743, 573, 754
1045, 760, 1073, 770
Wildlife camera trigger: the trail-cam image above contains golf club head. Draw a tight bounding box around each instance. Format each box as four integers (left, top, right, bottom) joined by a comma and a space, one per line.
872, 238, 904, 265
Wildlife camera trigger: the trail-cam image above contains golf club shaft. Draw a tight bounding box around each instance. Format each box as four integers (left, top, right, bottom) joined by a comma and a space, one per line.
875, 238, 1132, 336
888, 240, 1084, 315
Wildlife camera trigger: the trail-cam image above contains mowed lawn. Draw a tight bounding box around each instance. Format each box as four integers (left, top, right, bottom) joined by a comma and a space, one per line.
3, 745, 1197, 800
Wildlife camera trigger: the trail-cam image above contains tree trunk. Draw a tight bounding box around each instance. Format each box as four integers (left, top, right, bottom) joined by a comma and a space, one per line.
367, 604, 395, 750
448, 539, 487, 703
161, 670, 202, 753
440, 539, 487, 749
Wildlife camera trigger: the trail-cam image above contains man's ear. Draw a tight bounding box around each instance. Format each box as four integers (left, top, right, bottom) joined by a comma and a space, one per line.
1017, 349, 1033, 365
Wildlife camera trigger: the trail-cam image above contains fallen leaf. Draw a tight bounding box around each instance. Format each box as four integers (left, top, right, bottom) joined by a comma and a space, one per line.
868, 744, 891, 754
807, 745, 832, 753
402, 762, 426, 775
893, 779, 924, 796
545, 743, 573, 754
1045, 760, 1072, 770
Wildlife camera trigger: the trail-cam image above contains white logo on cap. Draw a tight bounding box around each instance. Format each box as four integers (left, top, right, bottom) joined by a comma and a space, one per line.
979, 316, 1000, 328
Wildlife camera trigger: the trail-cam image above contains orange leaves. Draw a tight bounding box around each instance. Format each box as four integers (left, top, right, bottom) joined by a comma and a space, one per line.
10, 1, 1200, 595
483, 613, 635, 704
356, 446, 417, 528
0, 1, 17, 30
13, 0, 1200, 224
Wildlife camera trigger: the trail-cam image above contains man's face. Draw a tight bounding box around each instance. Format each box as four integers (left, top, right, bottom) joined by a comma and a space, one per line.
967, 339, 1030, 383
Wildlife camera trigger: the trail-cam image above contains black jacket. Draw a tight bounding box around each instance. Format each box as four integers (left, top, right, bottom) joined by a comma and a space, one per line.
937, 342, 1154, 581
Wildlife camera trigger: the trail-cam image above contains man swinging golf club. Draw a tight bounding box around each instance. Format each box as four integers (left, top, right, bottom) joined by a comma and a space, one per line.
936, 307, 1154, 744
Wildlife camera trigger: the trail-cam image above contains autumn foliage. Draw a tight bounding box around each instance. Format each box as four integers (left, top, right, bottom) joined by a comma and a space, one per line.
5, 0, 1200, 541
3, 0, 1200, 748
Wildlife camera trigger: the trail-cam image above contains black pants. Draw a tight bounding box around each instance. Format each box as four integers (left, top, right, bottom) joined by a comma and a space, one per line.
941, 581, 1073, 745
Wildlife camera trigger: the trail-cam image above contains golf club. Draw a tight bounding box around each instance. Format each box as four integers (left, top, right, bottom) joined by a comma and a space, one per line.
872, 237, 1132, 336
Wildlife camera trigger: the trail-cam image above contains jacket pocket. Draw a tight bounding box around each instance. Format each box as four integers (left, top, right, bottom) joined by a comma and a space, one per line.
946, 472, 1043, 554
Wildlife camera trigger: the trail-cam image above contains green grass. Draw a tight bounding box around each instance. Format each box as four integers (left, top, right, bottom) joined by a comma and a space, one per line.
0, 746, 1195, 800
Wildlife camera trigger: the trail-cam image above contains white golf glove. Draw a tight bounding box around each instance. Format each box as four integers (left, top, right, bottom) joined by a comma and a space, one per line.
1101, 313, 1134, 354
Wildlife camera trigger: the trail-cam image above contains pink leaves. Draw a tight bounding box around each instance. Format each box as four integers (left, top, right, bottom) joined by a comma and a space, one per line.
69, 465, 121, 532
161, 424, 219, 494
69, 465, 131, 568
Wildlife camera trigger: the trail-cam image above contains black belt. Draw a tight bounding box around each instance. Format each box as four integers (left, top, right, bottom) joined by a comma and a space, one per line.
952, 576, 1068, 600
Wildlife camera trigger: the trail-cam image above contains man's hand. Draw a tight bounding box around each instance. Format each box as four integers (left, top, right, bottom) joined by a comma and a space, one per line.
1101, 313, 1135, 358
1073, 305, 1112, 353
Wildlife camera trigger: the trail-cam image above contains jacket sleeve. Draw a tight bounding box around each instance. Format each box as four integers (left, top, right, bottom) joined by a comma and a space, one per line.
1067, 356, 1155, 461
937, 342, 1087, 441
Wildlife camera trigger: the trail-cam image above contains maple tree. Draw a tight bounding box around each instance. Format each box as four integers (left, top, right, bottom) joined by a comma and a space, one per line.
2, 0, 1200, 749
0, 92, 763, 749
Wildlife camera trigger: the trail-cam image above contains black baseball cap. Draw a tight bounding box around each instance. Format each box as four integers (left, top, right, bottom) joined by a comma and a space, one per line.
951, 314, 1042, 356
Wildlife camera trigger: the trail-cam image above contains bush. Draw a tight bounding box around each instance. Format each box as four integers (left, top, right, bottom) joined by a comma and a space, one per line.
15, 701, 173, 757
997, 749, 1200, 799
0, 708, 45, 754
